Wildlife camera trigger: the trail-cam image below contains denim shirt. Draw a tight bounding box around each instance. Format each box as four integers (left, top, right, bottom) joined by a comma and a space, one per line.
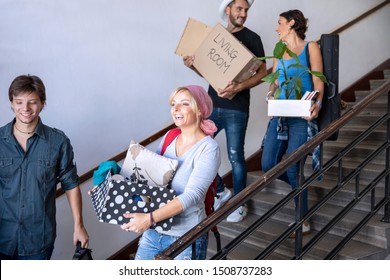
0, 118, 79, 256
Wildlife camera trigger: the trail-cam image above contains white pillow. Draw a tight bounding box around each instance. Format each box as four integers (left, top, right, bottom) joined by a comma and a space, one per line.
120, 141, 179, 188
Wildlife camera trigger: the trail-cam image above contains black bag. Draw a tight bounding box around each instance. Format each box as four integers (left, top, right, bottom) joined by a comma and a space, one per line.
307, 34, 340, 140
72, 241, 93, 260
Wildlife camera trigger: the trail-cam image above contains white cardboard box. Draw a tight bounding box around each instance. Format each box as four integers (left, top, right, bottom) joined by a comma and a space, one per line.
268, 99, 313, 117
175, 18, 262, 93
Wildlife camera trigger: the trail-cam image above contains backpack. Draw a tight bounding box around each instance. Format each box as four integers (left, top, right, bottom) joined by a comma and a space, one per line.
160, 128, 221, 259
307, 34, 340, 140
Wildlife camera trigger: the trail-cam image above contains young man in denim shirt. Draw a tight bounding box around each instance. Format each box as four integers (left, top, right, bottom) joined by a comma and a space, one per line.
0, 75, 89, 259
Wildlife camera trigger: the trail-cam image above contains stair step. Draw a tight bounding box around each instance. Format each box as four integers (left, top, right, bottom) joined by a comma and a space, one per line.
210, 213, 320, 259
217, 73, 390, 260
303, 159, 385, 184
342, 117, 387, 129
207, 228, 289, 260
347, 93, 388, 108
320, 156, 386, 172
310, 205, 389, 250
354, 89, 389, 99
246, 172, 389, 249
384, 69, 390, 79
311, 176, 386, 212
207, 212, 387, 259
249, 170, 386, 215
322, 141, 387, 164
337, 122, 387, 133
324, 137, 387, 151
370, 79, 389, 89
336, 128, 386, 142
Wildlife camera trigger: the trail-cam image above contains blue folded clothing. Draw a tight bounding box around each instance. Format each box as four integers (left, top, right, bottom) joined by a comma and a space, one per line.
92, 161, 121, 186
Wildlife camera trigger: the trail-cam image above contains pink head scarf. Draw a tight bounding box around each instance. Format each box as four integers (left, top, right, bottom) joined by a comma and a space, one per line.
184, 85, 218, 137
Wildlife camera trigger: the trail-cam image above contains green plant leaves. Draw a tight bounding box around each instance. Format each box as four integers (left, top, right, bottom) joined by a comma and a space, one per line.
274, 87, 282, 99
288, 63, 305, 70
259, 40, 328, 99
273, 40, 287, 59
257, 55, 274, 61
286, 48, 300, 64
261, 71, 279, 84
292, 77, 303, 99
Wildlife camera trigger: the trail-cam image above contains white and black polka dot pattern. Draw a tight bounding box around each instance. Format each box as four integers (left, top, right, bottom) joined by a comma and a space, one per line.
90, 173, 112, 219
91, 175, 176, 231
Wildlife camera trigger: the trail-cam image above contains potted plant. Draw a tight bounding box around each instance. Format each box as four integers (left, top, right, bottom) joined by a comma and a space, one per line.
258, 40, 328, 116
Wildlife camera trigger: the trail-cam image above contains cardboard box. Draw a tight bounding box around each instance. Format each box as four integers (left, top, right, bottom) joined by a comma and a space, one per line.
175, 18, 262, 93
268, 99, 313, 117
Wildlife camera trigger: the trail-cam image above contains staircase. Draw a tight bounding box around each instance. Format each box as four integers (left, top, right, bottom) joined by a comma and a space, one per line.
207, 70, 390, 260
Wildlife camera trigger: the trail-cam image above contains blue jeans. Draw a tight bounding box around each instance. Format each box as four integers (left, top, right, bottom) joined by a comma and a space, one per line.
261, 117, 309, 214
210, 108, 249, 196
135, 229, 208, 260
0, 245, 54, 260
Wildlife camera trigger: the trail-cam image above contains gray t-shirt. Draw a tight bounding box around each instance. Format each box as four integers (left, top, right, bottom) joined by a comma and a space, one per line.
157, 134, 221, 237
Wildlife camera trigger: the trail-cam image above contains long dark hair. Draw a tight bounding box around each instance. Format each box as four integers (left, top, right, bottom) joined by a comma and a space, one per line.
280, 9, 308, 40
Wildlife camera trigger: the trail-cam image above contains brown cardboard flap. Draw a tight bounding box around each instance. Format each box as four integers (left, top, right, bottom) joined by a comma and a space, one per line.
175, 17, 212, 56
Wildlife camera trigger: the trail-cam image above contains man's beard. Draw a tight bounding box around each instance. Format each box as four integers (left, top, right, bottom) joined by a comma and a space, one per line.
229, 14, 246, 28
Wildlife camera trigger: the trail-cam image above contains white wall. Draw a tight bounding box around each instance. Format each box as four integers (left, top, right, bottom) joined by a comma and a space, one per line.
1, 0, 388, 176
1, 0, 389, 259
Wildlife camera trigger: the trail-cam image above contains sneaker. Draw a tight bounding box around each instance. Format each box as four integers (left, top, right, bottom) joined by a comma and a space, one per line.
289, 221, 311, 238
226, 205, 247, 223
213, 187, 232, 210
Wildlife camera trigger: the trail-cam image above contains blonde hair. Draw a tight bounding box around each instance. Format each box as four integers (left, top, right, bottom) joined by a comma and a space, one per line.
169, 86, 217, 137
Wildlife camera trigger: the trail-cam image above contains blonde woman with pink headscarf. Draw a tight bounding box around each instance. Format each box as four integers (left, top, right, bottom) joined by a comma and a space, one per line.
121, 85, 221, 260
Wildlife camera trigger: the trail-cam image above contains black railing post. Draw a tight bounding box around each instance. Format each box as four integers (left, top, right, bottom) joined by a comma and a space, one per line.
293, 159, 306, 258
381, 90, 390, 222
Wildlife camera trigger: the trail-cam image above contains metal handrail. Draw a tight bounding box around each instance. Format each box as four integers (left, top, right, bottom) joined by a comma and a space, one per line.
155, 80, 390, 260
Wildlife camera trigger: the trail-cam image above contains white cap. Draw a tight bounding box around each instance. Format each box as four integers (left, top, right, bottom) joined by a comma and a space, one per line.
219, 0, 254, 22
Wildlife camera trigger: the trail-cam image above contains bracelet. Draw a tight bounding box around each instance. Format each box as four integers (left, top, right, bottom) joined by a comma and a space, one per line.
149, 212, 156, 227
315, 100, 322, 109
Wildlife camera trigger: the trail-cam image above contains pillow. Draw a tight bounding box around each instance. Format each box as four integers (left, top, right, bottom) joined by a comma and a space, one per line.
120, 141, 179, 188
